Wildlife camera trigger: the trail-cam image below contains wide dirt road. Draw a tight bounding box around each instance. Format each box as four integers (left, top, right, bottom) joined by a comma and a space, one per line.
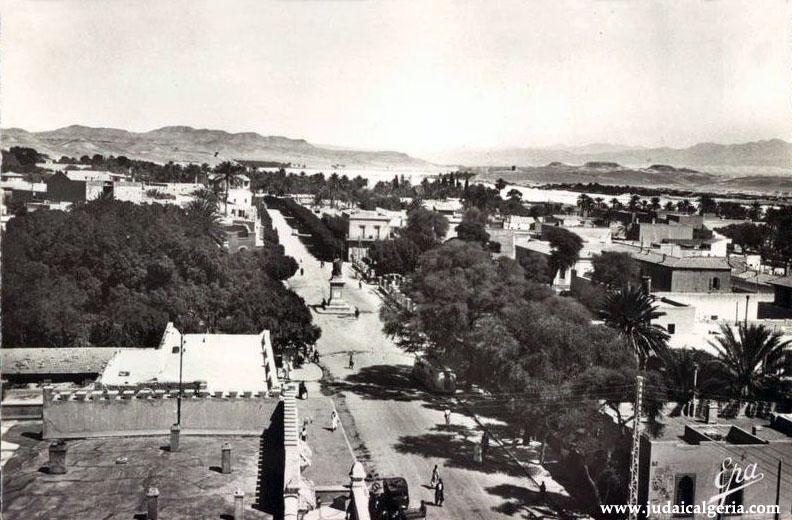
270, 209, 553, 520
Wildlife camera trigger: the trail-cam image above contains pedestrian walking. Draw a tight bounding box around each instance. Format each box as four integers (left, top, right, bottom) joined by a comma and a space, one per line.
444, 408, 451, 427
434, 478, 445, 507
320, 261, 325, 269
481, 431, 490, 460
430, 464, 439, 487
539, 481, 547, 502
348, 352, 355, 369
330, 410, 339, 432
473, 443, 483, 463
300, 424, 307, 442
300, 267, 304, 276
358, 280, 362, 289
354, 307, 360, 319
299, 381, 308, 400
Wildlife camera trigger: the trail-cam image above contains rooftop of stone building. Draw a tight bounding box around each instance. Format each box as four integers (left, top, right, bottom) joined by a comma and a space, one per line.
100, 330, 275, 392
1, 421, 273, 520
649, 412, 792, 444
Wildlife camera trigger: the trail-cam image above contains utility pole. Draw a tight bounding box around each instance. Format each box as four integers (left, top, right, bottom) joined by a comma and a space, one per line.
691, 363, 699, 417
774, 459, 782, 520
177, 333, 184, 425
627, 375, 644, 520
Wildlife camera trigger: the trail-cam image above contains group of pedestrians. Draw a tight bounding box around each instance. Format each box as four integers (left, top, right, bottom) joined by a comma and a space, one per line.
298, 409, 339, 444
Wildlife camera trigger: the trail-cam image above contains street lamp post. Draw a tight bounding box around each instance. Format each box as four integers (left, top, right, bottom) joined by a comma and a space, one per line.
177, 333, 184, 425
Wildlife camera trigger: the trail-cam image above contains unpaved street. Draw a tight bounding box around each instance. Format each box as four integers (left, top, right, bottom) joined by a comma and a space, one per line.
270, 209, 557, 519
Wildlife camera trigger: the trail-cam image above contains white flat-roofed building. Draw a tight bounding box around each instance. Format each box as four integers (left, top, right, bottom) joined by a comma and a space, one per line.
99, 323, 279, 393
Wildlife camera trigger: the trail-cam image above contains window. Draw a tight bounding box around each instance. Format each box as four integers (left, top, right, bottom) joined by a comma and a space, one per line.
718, 460, 744, 514
674, 475, 696, 517
712, 277, 721, 290
667, 323, 676, 334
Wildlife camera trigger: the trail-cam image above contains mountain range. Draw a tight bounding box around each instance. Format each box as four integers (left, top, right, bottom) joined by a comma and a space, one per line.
427, 139, 792, 172
2, 125, 791, 193
0, 125, 434, 170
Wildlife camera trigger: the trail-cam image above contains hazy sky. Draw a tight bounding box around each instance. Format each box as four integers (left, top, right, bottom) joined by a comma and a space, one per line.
2, 0, 790, 154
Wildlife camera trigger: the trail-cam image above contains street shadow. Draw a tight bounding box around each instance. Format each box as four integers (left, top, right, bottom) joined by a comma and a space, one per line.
325, 364, 426, 402
392, 432, 539, 479
485, 483, 576, 519
209, 465, 223, 473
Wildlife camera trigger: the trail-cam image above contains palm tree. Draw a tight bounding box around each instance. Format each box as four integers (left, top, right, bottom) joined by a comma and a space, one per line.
213, 161, 243, 216
649, 197, 661, 211
577, 194, 594, 216
600, 285, 669, 369
708, 323, 791, 399
186, 189, 224, 245
662, 348, 730, 403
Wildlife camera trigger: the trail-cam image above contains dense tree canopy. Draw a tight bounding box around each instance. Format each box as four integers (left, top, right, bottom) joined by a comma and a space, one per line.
590, 252, 640, 289
401, 207, 449, 252
455, 208, 490, 245
2, 199, 319, 353
718, 222, 770, 253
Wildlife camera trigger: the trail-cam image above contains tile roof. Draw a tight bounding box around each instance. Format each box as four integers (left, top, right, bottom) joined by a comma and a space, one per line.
769, 276, 792, 289
1, 348, 129, 375
631, 250, 731, 270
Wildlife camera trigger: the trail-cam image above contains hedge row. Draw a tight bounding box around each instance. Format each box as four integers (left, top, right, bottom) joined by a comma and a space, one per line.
264, 196, 345, 261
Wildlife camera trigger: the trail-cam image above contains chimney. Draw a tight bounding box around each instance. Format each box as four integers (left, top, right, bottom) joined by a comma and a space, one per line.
641, 276, 652, 294
705, 402, 719, 424
752, 425, 762, 435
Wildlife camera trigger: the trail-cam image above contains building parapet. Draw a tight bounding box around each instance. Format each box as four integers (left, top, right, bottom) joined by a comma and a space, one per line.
44, 387, 275, 401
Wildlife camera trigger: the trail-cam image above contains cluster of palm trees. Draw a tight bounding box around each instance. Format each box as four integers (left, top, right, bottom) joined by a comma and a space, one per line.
575, 193, 697, 216
600, 285, 791, 403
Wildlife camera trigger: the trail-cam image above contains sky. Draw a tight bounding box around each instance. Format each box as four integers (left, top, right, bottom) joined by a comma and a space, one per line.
1, 0, 790, 155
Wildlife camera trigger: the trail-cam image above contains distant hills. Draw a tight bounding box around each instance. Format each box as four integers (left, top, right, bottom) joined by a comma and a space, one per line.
473, 163, 720, 190
427, 139, 792, 172
1, 125, 434, 170
3, 125, 791, 193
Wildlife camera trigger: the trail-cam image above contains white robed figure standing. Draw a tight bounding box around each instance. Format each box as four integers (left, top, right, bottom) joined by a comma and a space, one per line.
330, 410, 339, 432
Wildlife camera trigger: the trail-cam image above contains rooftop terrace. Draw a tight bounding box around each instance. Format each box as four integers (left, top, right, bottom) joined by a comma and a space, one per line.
1, 422, 272, 520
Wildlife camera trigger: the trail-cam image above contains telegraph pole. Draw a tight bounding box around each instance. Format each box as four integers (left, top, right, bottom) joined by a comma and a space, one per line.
627, 375, 644, 520
177, 333, 184, 425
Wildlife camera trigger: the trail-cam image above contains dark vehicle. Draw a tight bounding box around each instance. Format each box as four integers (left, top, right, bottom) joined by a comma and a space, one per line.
382, 477, 409, 511
413, 355, 457, 394
370, 477, 425, 519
